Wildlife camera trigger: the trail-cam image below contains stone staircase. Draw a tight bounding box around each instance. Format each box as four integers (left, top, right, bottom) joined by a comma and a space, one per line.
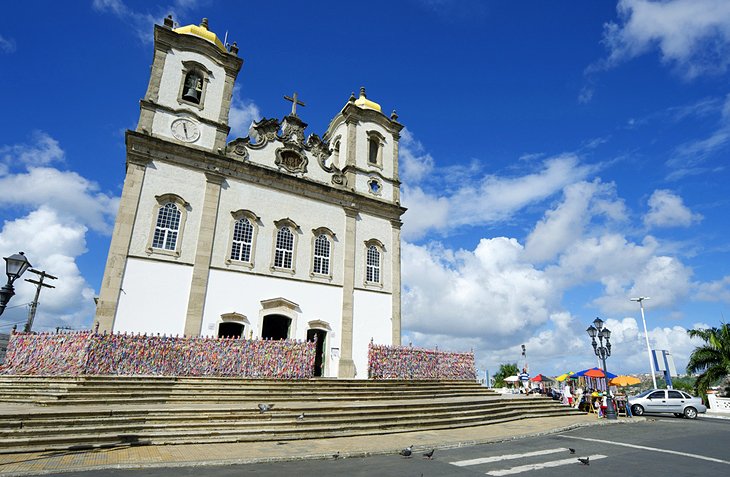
0, 376, 582, 454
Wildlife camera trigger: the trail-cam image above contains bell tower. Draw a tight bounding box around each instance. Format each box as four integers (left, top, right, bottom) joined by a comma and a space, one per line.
136, 16, 243, 151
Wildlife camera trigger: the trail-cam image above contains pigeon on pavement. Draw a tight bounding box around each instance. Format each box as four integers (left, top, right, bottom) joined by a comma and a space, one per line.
569, 448, 576, 454
578, 457, 590, 465
422, 449, 434, 459
296, 412, 305, 421
332, 451, 340, 460
399, 445, 413, 458
258, 403, 275, 413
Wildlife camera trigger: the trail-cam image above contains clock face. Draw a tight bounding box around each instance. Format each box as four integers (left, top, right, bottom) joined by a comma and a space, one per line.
170, 118, 201, 143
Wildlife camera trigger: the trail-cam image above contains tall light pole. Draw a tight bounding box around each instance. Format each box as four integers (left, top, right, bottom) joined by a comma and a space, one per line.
586, 317, 617, 420
631, 297, 657, 389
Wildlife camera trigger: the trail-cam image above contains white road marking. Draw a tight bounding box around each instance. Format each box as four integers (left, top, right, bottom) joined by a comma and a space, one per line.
450, 448, 569, 466
562, 435, 730, 465
486, 454, 607, 476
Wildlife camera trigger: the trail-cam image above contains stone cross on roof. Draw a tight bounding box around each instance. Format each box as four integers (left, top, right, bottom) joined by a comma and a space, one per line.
284, 92, 306, 117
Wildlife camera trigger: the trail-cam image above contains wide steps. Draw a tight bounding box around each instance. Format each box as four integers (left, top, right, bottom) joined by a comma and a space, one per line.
0, 375, 580, 453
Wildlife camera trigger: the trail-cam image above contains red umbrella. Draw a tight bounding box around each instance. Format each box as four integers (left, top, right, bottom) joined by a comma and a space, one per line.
530, 374, 555, 382
584, 368, 606, 378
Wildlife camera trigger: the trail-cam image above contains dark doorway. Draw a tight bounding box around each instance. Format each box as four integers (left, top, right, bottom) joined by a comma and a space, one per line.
261, 314, 291, 340
218, 322, 244, 338
306, 329, 327, 377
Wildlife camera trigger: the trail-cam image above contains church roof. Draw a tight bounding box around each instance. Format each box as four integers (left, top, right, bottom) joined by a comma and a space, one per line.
354, 87, 382, 113
174, 18, 226, 52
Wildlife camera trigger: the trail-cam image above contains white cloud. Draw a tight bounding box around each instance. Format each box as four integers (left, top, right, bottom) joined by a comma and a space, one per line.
601, 0, 730, 79
0, 167, 118, 234
695, 275, 730, 303
0, 208, 96, 331
93, 0, 203, 43
402, 238, 555, 340
0, 131, 64, 168
402, 154, 598, 240
643, 189, 702, 228
0, 133, 121, 332
0, 34, 16, 54
228, 86, 261, 139
399, 128, 435, 184
525, 180, 627, 263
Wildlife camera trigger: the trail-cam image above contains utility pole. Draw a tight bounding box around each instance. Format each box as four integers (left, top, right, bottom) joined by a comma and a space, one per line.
24, 269, 57, 333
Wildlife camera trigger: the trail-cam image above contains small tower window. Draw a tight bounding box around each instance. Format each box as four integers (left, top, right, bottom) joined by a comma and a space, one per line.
366, 130, 385, 168
368, 137, 379, 164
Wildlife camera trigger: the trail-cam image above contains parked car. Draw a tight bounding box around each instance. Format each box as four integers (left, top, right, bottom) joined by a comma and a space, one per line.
628, 389, 707, 419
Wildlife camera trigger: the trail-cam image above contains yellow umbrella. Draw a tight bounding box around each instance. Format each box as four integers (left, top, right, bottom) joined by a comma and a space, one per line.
609, 375, 641, 386
555, 372, 574, 382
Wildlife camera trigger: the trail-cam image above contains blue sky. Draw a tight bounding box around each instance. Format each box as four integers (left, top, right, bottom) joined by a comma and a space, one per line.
1, 0, 729, 378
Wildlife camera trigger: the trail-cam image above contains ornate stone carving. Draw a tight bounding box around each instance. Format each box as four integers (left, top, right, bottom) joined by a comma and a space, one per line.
275, 147, 308, 174
226, 137, 250, 159
332, 172, 347, 186
280, 115, 306, 145
249, 118, 280, 148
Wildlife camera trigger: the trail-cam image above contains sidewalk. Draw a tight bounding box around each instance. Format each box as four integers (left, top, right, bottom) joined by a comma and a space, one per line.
0, 414, 640, 476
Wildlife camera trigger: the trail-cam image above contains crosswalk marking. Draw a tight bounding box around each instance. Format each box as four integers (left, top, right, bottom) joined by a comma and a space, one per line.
449, 447, 569, 466
486, 454, 607, 476
562, 435, 730, 465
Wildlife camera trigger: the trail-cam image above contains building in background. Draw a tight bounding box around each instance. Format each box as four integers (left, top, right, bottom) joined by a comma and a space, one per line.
95, 17, 406, 378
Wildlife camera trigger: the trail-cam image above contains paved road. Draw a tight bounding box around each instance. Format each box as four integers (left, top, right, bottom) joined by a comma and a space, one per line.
50, 416, 730, 477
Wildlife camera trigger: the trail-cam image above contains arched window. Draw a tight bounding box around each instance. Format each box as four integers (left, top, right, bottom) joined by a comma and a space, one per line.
152, 202, 181, 251
274, 226, 294, 269
230, 217, 254, 262
313, 234, 331, 275
366, 130, 385, 168
366, 245, 380, 284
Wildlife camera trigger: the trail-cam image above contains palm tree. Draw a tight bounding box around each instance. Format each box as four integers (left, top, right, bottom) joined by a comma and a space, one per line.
493, 363, 519, 388
686, 324, 730, 397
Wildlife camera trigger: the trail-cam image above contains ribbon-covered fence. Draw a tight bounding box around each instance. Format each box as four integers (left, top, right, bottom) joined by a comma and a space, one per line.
0, 331, 316, 378
368, 342, 476, 380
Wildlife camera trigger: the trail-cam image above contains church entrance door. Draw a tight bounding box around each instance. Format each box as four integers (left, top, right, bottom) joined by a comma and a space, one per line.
261, 314, 291, 340
218, 322, 244, 338
306, 329, 326, 377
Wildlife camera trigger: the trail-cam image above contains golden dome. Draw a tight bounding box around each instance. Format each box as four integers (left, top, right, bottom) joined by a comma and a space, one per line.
174, 18, 226, 52
354, 87, 382, 112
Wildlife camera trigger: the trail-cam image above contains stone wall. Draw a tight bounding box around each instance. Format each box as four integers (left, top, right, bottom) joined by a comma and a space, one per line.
0, 332, 315, 378
368, 342, 476, 380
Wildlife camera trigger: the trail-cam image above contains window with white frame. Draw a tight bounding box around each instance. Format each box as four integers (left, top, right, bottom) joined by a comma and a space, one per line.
152, 202, 181, 251
274, 226, 294, 269
230, 217, 254, 262
313, 234, 331, 275
366, 245, 380, 283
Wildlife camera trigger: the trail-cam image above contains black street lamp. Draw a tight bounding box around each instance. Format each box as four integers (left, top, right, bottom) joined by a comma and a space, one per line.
0, 252, 32, 317
586, 316, 617, 420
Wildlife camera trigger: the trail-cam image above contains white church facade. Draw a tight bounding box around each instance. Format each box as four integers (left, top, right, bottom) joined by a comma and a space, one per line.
95, 17, 406, 378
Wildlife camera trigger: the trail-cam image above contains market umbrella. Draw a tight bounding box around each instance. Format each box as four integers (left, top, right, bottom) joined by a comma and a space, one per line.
575, 367, 617, 379
609, 375, 641, 386
530, 374, 555, 382
584, 368, 606, 378
555, 372, 574, 382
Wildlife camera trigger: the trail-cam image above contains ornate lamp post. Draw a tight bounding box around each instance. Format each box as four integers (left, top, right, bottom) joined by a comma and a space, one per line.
0, 252, 32, 317
586, 317, 617, 420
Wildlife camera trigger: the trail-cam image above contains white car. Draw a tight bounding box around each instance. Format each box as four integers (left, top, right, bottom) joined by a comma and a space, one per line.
628, 389, 707, 419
